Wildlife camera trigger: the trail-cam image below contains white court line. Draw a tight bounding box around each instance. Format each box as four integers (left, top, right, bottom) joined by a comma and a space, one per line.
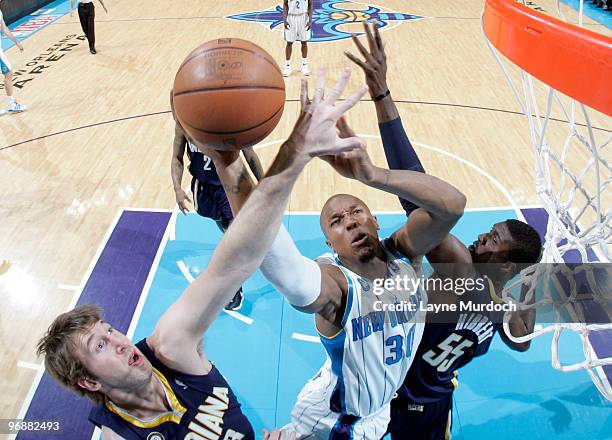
57, 284, 80, 291
176, 261, 254, 325
168, 209, 179, 241
292, 332, 322, 344
8, 368, 45, 440
126, 212, 176, 339
17, 361, 44, 372
13, 209, 125, 430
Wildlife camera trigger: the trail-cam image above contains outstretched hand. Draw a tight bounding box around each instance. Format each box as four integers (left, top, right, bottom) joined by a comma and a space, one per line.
345, 22, 388, 97
321, 116, 376, 183
286, 67, 368, 160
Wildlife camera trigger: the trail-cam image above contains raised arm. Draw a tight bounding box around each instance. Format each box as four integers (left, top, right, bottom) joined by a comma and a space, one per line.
346, 22, 426, 216
242, 147, 265, 180
150, 70, 367, 373
171, 124, 192, 214
98, 0, 108, 13
327, 117, 465, 259
1, 18, 24, 51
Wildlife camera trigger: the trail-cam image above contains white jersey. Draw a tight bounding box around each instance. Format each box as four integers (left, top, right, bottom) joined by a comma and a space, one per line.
315, 239, 426, 417
287, 0, 309, 15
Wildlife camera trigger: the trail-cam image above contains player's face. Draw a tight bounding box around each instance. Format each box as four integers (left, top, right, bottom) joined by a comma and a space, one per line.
468, 222, 514, 264
322, 195, 380, 263
75, 321, 152, 394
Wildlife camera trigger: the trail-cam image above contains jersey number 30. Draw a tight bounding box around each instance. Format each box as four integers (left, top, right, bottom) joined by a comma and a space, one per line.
422, 333, 473, 372
385, 326, 416, 365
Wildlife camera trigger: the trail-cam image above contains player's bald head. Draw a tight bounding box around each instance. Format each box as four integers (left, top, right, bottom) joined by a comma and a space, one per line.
320, 194, 372, 236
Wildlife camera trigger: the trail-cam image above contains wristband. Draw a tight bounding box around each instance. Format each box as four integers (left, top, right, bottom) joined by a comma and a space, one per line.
372, 90, 391, 102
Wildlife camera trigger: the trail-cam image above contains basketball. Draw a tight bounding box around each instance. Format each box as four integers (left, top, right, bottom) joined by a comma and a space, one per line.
172, 38, 286, 151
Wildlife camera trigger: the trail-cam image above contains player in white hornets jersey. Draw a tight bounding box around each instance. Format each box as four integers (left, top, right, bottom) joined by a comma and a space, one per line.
287, 238, 427, 438
282, 0, 313, 76
214, 73, 466, 438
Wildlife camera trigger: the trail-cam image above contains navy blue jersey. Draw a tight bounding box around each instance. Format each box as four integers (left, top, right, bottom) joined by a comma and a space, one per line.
89, 339, 254, 440
186, 139, 222, 186
397, 275, 503, 403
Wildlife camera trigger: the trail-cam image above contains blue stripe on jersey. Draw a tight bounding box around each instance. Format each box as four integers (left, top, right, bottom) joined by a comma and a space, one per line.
321, 270, 354, 414
322, 332, 347, 413
329, 414, 359, 440
340, 266, 354, 328
0, 57, 10, 74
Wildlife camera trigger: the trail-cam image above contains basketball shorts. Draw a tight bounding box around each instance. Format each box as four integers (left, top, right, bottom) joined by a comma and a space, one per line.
191, 178, 233, 230
283, 362, 390, 439
387, 393, 453, 440
284, 14, 311, 42
0, 49, 12, 75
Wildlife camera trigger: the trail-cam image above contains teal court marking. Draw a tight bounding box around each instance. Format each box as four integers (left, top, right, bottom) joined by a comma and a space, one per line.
126, 208, 610, 439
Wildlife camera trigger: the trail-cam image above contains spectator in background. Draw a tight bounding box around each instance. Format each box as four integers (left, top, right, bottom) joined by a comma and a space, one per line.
70, 0, 108, 54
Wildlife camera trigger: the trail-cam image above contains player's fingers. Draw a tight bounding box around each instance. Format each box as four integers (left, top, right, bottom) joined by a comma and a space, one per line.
339, 146, 366, 160
300, 77, 310, 111
337, 116, 356, 137
262, 429, 270, 440
313, 67, 326, 105
364, 22, 377, 55
351, 33, 376, 65
185, 193, 193, 203
179, 200, 190, 214
344, 51, 373, 75
316, 136, 365, 156
334, 84, 368, 116
325, 68, 351, 105
337, 136, 366, 154
374, 21, 384, 52
319, 155, 334, 165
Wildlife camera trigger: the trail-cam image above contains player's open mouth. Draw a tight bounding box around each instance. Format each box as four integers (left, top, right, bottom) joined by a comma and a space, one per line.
129, 350, 142, 367
351, 232, 368, 247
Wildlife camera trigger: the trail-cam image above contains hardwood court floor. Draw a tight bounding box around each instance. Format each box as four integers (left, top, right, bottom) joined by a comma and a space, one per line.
0, 0, 610, 422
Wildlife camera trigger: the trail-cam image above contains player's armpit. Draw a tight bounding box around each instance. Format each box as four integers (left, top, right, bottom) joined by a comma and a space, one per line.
391, 208, 462, 260
146, 330, 213, 375
298, 264, 347, 337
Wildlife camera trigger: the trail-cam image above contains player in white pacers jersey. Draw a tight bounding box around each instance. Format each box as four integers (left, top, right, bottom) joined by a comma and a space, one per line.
214, 74, 467, 438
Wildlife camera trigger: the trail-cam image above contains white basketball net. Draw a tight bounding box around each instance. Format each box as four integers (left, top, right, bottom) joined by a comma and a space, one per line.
482, 0, 612, 401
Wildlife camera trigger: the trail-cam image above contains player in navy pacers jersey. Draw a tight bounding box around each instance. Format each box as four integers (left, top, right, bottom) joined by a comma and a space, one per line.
37, 71, 369, 440
171, 122, 264, 310
346, 23, 542, 439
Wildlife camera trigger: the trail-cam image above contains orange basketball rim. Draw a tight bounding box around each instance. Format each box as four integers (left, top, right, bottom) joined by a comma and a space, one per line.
483, 0, 612, 116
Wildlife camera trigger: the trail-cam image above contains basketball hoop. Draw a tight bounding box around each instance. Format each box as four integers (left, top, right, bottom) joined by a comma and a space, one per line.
482, 0, 612, 401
